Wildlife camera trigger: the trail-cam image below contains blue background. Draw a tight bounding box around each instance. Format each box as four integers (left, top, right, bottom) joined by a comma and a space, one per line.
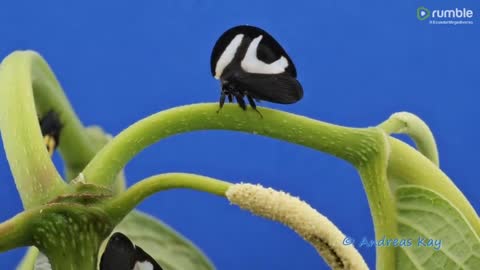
0, 1, 478, 269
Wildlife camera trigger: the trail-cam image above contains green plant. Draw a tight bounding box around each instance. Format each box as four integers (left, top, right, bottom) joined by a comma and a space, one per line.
0, 51, 478, 269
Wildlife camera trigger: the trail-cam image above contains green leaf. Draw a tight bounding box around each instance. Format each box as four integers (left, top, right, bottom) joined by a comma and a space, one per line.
395, 186, 480, 270
356, 131, 480, 269
112, 210, 215, 270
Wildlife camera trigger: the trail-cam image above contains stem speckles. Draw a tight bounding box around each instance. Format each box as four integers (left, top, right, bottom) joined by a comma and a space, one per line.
31, 207, 112, 270
1, 50, 478, 270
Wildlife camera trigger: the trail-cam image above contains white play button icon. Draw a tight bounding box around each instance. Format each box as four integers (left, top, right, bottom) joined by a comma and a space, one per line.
417, 7, 431, 21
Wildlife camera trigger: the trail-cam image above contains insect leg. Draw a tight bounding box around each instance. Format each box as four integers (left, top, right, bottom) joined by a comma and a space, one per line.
217, 90, 226, 113
247, 95, 263, 118
235, 94, 247, 110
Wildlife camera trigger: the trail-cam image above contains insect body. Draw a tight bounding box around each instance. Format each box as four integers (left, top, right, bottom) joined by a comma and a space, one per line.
39, 110, 63, 156
100, 232, 163, 270
211, 25, 303, 113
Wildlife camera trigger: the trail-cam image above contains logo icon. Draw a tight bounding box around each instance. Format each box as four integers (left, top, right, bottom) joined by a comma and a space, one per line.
417, 7, 431, 20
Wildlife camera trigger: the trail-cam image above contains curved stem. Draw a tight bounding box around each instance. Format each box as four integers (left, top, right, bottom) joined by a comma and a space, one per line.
28, 53, 98, 170
0, 52, 100, 205
83, 103, 380, 186
78, 126, 127, 194
0, 51, 69, 208
84, 103, 479, 236
103, 173, 232, 223
379, 112, 439, 166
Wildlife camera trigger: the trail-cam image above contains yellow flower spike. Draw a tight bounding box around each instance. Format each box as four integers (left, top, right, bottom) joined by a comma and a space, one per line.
227, 183, 369, 270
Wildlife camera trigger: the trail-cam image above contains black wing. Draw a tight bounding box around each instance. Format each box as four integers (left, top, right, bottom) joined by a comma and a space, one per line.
236, 73, 303, 104
100, 232, 137, 270
211, 25, 297, 78
100, 232, 163, 270
135, 246, 163, 270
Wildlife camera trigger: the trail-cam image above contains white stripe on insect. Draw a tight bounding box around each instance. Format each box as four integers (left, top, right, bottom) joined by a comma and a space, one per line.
215, 34, 244, 79
133, 261, 154, 270
241, 35, 288, 74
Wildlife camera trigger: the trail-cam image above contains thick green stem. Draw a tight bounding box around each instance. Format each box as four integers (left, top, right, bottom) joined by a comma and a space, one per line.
83, 103, 379, 186
16, 247, 40, 270
379, 112, 439, 166
30, 204, 112, 270
356, 131, 397, 269
78, 126, 127, 194
83, 103, 479, 237
0, 51, 68, 208
47, 250, 98, 270
0, 210, 35, 252
0, 203, 114, 270
27, 53, 98, 170
104, 173, 231, 223
0, 52, 99, 206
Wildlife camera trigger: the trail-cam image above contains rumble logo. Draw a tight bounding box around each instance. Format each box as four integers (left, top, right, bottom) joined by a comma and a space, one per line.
417, 6, 474, 25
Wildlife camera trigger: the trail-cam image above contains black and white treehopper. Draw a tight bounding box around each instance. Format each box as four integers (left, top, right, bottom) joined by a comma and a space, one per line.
100, 232, 163, 270
211, 25, 303, 115
39, 110, 63, 156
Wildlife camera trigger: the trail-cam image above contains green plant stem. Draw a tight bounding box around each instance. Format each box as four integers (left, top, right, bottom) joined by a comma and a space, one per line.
0, 210, 35, 252
0, 51, 477, 270
0, 51, 69, 208
28, 204, 112, 270
16, 247, 39, 270
27, 53, 98, 170
83, 103, 380, 186
83, 103, 479, 236
79, 126, 127, 194
35, 206, 111, 270
357, 131, 397, 269
0, 51, 99, 195
379, 112, 439, 166
104, 173, 232, 223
